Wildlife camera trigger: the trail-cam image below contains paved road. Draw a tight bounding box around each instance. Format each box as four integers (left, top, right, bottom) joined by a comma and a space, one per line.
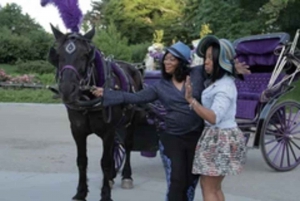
0, 103, 299, 201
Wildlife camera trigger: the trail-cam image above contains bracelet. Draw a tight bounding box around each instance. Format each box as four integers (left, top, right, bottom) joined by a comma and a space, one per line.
189, 98, 196, 110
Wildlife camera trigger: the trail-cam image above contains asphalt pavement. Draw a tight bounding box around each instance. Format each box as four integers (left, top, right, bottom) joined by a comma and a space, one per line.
0, 103, 299, 201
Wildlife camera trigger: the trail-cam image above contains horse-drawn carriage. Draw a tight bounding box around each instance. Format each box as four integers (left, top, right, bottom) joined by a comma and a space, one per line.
1, 31, 299, 174
140, 30, 300, 172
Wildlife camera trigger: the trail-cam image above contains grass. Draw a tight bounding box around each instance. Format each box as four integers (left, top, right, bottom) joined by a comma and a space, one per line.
0, 88, 61, 103
0, 63, 300, 104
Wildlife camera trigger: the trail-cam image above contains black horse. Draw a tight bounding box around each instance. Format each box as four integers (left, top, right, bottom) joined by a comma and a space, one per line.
47, 25, 148, 201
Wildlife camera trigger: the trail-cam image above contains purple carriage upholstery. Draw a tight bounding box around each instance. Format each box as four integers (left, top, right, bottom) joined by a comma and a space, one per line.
233, 33, 290, 119
235, 73, 272, 119
143, 70, 162, 86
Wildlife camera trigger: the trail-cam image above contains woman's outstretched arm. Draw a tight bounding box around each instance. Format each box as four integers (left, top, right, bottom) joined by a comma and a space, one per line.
92, 85, 159, 107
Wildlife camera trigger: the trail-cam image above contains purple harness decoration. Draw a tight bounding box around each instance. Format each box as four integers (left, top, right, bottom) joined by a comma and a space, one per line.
41, 0, 83, 33
94, 50, 130, 91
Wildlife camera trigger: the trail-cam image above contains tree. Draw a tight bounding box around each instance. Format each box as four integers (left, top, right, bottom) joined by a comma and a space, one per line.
93, 22, 132, 61
88, 0, 186, 44
261, 0, 298, 37
0, 3, 52, 63
183, 0, 267, 40
0, 3, 44, 35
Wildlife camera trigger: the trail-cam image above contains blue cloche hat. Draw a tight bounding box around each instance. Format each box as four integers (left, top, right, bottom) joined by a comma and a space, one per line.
165, 41, 191, 63
196, 35, 236, 74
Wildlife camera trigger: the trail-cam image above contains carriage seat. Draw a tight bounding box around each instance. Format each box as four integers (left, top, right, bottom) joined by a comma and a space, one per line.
235, 73, 272, 100
235, 73, 272, 119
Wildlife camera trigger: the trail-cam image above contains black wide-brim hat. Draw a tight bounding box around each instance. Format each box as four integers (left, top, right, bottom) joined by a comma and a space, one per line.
196, 35, 236, 74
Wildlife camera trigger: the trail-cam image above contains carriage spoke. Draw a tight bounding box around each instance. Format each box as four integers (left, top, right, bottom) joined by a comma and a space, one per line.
292, 136, 300, 141
266, 127, 277, 133
265, 137, 284, 145
272, 141, 284, 165
286, 140, 291, 167
269, 120, 284, 133
290, 139, 300, 150
276, 109, 286, 131
288, 108, 300, 132
289, 126, 300, 135
266, 139, 282, 155
287, 108, 300, 129
286, 106, 293, 127
289, 121, 300, 133
280, 140, 286, 167
287, 140, 298, 162
288, 111, 300, 131
265, 131, 284, 137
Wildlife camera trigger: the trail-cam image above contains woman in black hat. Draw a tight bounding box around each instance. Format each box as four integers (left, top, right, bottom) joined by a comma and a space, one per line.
185, 35, 247, 201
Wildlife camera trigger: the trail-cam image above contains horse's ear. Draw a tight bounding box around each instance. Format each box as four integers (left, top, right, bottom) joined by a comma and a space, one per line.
48, 47, 59, 68
83, 26, 95, 40
50, 23, 64, 40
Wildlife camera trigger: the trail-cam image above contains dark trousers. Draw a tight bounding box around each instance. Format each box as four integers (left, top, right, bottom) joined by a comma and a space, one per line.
159, 131, 201, 201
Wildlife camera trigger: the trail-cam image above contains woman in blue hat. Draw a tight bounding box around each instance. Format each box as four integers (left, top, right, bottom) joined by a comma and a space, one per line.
92, 41, 249, 201
185, 35, 247, 201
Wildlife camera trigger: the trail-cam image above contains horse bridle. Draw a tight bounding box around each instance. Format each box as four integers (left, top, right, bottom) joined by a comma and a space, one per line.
54, 33, 106, 109
53, 34, 117, 124
57, 34, 96, 89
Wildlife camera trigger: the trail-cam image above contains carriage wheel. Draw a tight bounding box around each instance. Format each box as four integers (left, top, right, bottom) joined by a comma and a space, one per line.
260, 100, 300, 171
114, 141, 126, 172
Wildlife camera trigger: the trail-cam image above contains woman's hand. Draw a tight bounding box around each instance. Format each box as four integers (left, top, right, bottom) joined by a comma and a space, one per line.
234, 58, 251, 75
91, 87, 104, 97
185, 76, 194, 103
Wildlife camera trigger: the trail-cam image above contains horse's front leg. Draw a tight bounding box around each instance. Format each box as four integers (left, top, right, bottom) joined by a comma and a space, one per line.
121, 123, 135, 189
100, 129, 115, 201
72, 132, 88, 201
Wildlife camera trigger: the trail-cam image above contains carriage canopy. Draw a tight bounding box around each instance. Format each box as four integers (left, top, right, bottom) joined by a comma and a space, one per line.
233, 32, 290, 67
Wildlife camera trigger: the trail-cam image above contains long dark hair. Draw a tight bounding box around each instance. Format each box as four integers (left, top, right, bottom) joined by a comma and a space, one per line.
204, 43, 231, 82
161, 51, 191, 82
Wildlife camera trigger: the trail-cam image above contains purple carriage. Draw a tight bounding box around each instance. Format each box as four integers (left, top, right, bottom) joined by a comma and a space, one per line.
140, 30, 300, 171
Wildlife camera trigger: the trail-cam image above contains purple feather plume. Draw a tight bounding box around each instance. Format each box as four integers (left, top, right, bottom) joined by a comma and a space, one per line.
41, 0, 83, 33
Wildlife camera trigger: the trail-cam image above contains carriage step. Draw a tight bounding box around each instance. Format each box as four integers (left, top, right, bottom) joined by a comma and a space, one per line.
244, 132, 255, 147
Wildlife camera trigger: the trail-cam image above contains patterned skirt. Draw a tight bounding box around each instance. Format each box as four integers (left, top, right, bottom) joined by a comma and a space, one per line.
192, 127, 247, 176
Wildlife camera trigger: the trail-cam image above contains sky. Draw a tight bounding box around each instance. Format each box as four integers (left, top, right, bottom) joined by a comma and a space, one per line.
0, 0, 93, 33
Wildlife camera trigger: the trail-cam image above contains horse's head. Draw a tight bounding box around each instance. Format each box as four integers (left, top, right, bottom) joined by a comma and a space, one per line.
48, 24, 96, 104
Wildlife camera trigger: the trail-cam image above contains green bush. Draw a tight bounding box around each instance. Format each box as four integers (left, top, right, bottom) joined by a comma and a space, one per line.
0, 27, 52, 64
93, 22, 132, 61
130, 42, 151, 63
16, 60, 56, 75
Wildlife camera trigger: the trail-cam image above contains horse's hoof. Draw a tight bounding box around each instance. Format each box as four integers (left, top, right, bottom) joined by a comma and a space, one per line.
109, 180, 115, 189
73, 199, 86, 201
121, 178, 134, 189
